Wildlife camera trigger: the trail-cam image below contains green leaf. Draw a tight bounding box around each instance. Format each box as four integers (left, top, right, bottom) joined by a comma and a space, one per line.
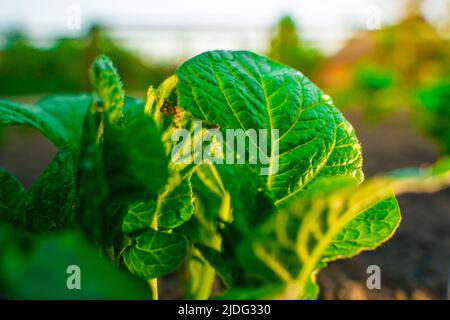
0, 94, 92, 150
122, 97, 146, 123
0, 168, 26, 227
216, 165, 275, 233
176, 50, 363, 205
139, 75, 197, 229
385, 156, 450, 194
123, 229, 188, 280
145, 75, 179, 131
0, 227, 149, 299
80, 56, 168, 255
89, 56, 168, 202
157, 169, 196, 228
103, 110, 169, 202
122, 200, 156, 234
432, 156, 450, 175
77, 80, 146, 243
230, 177, 401, 299
77, 105, 107, 242
90, 54, 125, 123
180, 165, 275, 290
195, 243, 235, 288
23, 149, 77, 233
190, 164, 229, 223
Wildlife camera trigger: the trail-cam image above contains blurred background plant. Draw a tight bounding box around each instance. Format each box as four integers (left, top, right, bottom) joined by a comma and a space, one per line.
267, 15, 324, 77
414, 80, 450, 154
0, 26, 175, 96
0, 0, 449, 300
319, 0, 449, 122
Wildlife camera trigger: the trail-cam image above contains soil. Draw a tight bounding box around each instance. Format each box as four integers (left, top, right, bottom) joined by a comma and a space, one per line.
0, 126, 57, 190
0, 108, 448, 300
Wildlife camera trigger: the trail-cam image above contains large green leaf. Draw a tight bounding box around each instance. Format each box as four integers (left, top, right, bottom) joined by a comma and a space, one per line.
0, 94, 92, 150
23, 149, 77, 233
78, 105, 153, 262
122, 229, 188, 280
79, 55, 168, 254
176, 50, 363, 205
102, 110, 169, 202
223, 177, 400, 299
0, 227, 149, 299
77, 104, 108, 243
89, 54, 168, 202
0, 168, 26, 227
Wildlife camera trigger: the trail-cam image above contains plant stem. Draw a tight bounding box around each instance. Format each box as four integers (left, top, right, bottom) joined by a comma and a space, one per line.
192, 190, 231, 300
149, 210, 159, 300
193, 262, 216, 300
182, 165, 233, 300
189, 233, 221, 300
148, 279, 159, 300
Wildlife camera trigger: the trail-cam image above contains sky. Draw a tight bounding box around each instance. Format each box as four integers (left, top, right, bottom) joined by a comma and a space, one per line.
0, 0, 448, 60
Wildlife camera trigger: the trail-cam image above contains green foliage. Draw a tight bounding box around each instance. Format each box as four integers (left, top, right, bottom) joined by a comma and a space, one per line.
176, 50, 363, 205
0, 27, 174, 95
91, 54, 125, 123
0, 168, 26, 226
157, 171, 196, 228
383, 156, 450, 194
354, 65, 395, 91
415, 80, 450, 154
102, 110, 168, 201
0, 226, 149, 299
218, 177, 400, 299
122, 229, 188, 280
267, 16, 323, 77
0, 94, 92, 150
325, 13, 450, 124
333, 63, 400, 121
122, 200, 156, 234
23, 149, 76, 233
3, 51, 446, 300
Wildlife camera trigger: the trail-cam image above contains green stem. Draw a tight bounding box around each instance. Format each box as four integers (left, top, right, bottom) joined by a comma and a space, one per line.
149, 279, 159, 300
192, 189, 231, 300
191, 165, 232, 300
189, 234, 220, 300
193, 262, 216, 300
149, 209, 159, 300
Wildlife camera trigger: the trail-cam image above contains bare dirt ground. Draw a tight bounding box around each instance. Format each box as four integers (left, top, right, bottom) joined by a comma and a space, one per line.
0, 127, 57, 190
0, 109, 448, 300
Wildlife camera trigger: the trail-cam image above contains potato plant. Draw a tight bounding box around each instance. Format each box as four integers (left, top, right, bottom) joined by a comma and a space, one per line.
0, 51, 448, 300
